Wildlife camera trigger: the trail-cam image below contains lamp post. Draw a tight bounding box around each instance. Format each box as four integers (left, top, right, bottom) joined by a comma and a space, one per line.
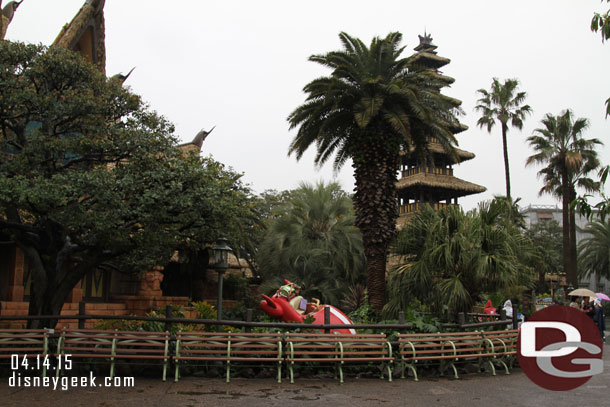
211, 236, 231, 321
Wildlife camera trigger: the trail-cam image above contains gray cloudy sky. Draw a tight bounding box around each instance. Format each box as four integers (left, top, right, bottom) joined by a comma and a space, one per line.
7, 0, 610, 210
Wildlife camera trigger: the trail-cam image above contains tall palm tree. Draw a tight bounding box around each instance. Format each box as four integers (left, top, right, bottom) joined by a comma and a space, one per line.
526, 109, 603, 288
578, 219, 610, 282
475, 78, 532, 199
287, 32, 462, 310
257, 181, 365, 304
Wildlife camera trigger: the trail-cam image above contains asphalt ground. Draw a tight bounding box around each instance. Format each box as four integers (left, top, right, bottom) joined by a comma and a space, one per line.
1, 341, 609, 407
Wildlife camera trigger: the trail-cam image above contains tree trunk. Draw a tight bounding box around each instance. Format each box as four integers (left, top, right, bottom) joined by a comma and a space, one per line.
351, 137, 399, 312
569, 188, 578, 288
23, 245, 88, 329
501, 123, 511, 199
561, 168, 576, 288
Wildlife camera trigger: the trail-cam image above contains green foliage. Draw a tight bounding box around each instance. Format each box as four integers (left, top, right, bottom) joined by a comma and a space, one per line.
525, 219, 562, 291
0, 41, 254, 324
591, 1, 610, 115
257, 181, 365, 304
192, 301, 217, 320
348, 292, 379, 324
93, 318, 142, 331
142, 305, 187, 334
575, 165, 610, 222
385, 199, 535, 316
340, 284, 367, 314
578, 218, 610, 280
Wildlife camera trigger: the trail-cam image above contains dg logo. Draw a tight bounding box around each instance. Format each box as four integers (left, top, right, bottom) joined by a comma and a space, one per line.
517, 305, 604, 391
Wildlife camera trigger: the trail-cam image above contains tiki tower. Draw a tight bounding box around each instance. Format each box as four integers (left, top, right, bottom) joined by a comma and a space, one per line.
397, 33, 485, 226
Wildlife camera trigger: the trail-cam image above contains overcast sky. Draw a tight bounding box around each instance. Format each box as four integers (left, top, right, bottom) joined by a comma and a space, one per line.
6, 0, 610, 210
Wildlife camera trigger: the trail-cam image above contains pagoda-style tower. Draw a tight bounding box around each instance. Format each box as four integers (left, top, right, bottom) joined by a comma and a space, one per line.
397, 33, 485, 226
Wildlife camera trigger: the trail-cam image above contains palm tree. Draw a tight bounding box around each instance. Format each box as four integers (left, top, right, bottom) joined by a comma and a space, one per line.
385, 200, 532, 316
257, 181, 365, 304
287, 32, 462, 310
526, 109, 603, 288
578, 219, 610, 283
475, 78, 532, 199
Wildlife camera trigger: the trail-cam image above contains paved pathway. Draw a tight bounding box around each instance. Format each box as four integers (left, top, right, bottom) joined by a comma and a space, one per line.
2, 342, 609, 407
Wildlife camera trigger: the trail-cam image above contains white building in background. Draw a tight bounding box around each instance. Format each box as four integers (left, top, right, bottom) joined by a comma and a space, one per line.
521, 204, 608, 294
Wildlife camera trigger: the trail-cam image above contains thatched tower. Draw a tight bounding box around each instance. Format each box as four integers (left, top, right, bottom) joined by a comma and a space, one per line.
397, 33, 485, 227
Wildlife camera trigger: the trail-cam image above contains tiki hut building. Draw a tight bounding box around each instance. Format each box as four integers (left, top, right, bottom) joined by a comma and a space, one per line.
397, 34, 485, 226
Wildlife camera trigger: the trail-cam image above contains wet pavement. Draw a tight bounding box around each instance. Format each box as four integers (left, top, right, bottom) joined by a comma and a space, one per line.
2, 342, 609, 407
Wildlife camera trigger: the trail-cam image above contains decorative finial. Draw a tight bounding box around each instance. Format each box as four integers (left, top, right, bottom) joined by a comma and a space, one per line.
191, 126, 215, 149
418, 31, 433, 46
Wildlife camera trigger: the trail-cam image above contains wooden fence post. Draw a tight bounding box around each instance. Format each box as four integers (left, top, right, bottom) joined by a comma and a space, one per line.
165, 304, 172, 333
458, 312, 465, 327
512, 304, 518, 329
398, 311, 405, 325
245, 308, 252, 333
324, 307, 331, 334
78, 301, 86, 329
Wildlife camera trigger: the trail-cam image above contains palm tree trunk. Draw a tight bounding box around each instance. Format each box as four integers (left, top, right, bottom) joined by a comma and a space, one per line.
501, 123, 511, 199
352, 139, 399, 312
561, 168, 576, 287
569, 188, 578, 287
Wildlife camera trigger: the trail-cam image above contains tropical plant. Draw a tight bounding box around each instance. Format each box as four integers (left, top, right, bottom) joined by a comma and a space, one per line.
525, 219, 563, 292
257, 181, 365, 304
575, 165, 610, 222
591, 0, 610, 116
287, 32, 463, 310
475, 78, 532, 199
385, 200, 534, 316
578, 218, 610, 281
525, 109, 603, 287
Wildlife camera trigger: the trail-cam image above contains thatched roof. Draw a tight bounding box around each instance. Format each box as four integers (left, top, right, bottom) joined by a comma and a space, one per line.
401, 142, 475, 164
407, 52, 450, 69
429, 71, 455, 85
396, 172, 486, 195
53, 0, 106, 74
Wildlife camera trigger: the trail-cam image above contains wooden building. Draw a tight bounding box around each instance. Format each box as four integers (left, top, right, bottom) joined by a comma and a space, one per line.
397, 34, 485, 226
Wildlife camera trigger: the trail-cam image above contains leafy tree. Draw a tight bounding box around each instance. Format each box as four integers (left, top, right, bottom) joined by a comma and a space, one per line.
578, 218, 610, 282
0, 42, 252, 328
525, 220, 563, 292
385, 200, 533, 316
526, 109, 602, 288
475, 78, 532, 199
257, 182, 365, 304
575, 165, 610, 221
591, 0, 610, 116
287, 32, 462, 310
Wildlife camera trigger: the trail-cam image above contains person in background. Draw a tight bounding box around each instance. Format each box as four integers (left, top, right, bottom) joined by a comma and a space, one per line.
593, 298, 606, 342
569, 296, 580, 309
582, 297, 595, 319
503, 299, 513, 329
